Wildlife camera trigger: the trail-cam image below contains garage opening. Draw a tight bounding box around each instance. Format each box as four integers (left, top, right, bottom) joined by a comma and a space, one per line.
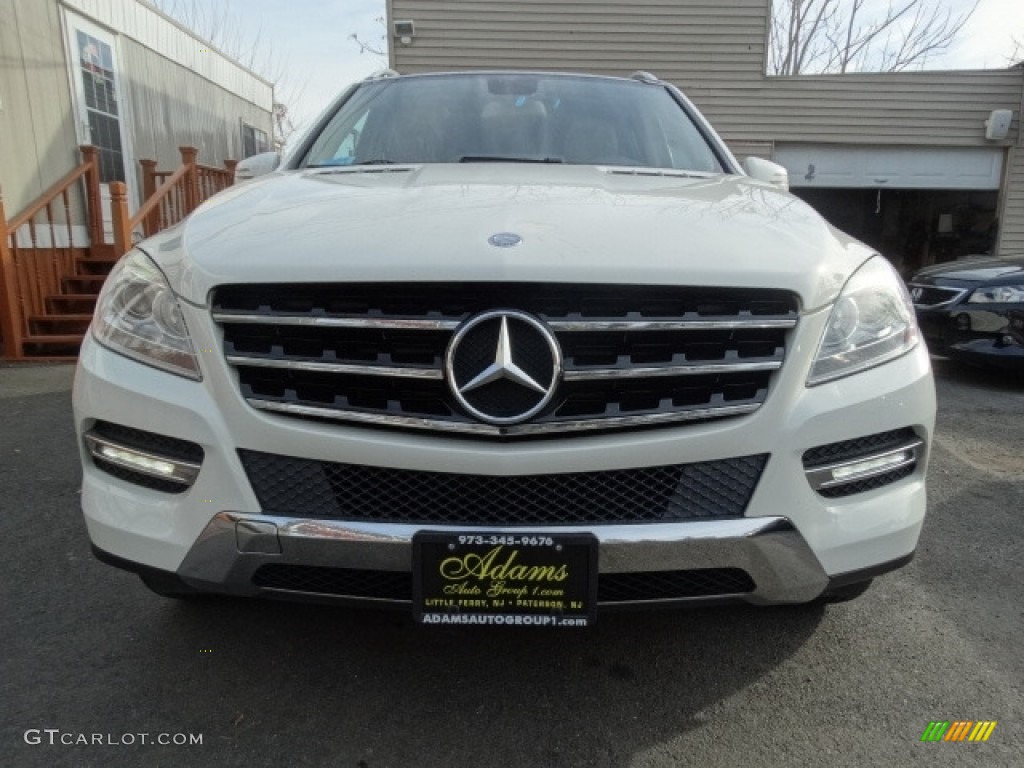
774, 144, 1005, 277
791, 188, 999, 277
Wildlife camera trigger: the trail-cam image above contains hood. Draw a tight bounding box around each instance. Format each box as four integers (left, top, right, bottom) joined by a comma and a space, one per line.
142, 164, 875, 311
911, 256, 1024, 285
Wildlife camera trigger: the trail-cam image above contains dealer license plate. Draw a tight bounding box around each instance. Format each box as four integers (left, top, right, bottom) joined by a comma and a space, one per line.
413, 532, 597, 627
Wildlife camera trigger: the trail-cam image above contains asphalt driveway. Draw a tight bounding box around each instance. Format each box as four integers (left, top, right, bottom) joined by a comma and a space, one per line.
0, 359, 1020, 768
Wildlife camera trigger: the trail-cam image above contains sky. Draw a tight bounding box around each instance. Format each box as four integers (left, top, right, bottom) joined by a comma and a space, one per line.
164, 0, 1022, 141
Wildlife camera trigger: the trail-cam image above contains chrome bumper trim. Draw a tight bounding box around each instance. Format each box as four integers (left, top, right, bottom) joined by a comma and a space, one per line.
177, 513, 831, 606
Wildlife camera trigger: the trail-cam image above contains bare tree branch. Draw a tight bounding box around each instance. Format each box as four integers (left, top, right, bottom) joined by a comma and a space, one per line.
349, 16, 388, 60
770, 0, 977, 75
1009, 35, 1024, 66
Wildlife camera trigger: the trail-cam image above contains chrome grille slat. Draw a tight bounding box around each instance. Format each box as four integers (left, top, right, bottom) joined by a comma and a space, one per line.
563, 359, 783, 380
546, 318, 797, 331
246, 397, 763, 436
215, 283, 797, 439
225, 355, 444, 379
212, 312, 462, 331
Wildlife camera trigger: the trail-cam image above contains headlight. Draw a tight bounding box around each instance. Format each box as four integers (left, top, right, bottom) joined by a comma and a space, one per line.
92, 248, 201, 380
808, 256, 918, 386
967, 285, 1024, 304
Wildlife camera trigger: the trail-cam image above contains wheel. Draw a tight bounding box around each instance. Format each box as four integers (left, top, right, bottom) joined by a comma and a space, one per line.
817, 578, 873, 604
139, 572, 202, 599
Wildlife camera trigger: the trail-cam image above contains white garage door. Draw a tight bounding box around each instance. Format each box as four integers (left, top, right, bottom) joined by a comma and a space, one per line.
775, 145, 1004, 190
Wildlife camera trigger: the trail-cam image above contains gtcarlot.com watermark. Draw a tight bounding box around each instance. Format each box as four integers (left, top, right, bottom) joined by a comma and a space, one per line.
24, 729, 202, 747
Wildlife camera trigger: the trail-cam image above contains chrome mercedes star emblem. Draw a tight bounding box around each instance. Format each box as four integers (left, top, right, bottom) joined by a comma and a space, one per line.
445, 310, 561, 426
460, 316, 548, 395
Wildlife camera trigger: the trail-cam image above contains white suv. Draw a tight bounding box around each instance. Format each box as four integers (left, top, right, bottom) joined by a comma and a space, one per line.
74, 71, 934, 627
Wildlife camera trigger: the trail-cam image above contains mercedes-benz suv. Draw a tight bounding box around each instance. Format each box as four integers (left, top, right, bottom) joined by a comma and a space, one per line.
74, 71, 934, 627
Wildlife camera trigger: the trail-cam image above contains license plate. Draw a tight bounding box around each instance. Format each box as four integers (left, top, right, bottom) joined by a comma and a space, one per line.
413, 532, 597, 627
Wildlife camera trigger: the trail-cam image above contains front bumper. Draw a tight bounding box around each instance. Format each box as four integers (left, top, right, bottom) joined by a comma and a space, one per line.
916, 304, 1024, 370
91, 514, 912, 608
74, 304, 936, 607
175, 514, 831, 605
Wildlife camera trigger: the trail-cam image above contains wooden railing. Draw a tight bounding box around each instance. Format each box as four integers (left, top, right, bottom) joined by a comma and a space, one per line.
1, 145, 237, 358
0, 146, 101, 358
134, 147, 238, 239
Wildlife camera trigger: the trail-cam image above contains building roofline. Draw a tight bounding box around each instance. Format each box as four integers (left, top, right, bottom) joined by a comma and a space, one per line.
136, 0, 274, 88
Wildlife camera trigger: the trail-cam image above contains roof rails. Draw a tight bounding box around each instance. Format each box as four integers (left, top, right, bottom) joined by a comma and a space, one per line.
630, 71, 661, 84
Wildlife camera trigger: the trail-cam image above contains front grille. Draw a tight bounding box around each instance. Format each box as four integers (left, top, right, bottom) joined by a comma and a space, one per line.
251, 564, 755, 602
908, 283, 966, 307
214, 283, 797, 438
802, 428, 917, 468
238, 449, 768, 525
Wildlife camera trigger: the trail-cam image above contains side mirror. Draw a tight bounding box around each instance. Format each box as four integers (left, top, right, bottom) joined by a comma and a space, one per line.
234, 151, 281, 181
743, 157, 789, 191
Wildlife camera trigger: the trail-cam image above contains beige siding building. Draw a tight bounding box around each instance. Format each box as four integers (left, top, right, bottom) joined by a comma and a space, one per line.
386, 0, 1024, 267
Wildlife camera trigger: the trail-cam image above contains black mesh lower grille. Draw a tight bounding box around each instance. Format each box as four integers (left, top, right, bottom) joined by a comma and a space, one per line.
802, 428, 917, 468
237, 450, 768, 525
818, 464, 916, 498
253, 565, 412, 600
92, 457, 189, 494
251, 565, 755, 602
597, 568, 755, 601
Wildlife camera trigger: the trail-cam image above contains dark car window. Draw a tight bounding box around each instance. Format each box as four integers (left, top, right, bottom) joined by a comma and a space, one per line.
302, 74, 723, 172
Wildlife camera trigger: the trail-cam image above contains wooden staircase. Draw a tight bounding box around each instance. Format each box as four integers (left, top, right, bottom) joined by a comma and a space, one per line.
1, 146, 237, 360
20, 247, 117, 357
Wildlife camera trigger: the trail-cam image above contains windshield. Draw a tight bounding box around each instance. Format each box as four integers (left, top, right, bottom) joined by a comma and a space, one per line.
302, 73, 724, 173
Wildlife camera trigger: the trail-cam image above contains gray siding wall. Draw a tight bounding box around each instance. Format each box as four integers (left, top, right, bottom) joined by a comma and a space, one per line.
121, 37, 273, 177
998, 144, 1024, 255
0, 0, 83, 218
390, 0, 1021, 148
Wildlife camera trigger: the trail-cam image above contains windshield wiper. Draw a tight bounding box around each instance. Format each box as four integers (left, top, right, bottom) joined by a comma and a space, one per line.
459, 156, 564, 164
